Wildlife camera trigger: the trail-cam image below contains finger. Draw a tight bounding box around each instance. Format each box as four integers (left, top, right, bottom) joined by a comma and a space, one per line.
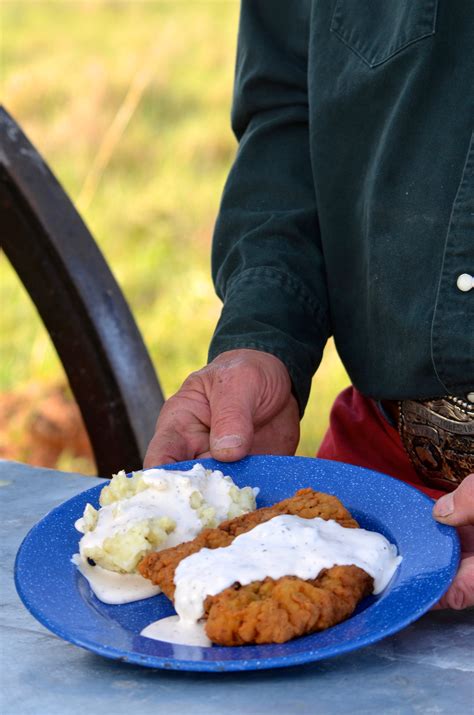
144, 427, 191, 469
195, 451, 212, 460
434, 553, 474, 610
209, 377, 256, 462
433, 474, 474, 527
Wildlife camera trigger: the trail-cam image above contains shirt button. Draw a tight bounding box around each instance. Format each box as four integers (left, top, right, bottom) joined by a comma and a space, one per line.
456, 273, 473, 292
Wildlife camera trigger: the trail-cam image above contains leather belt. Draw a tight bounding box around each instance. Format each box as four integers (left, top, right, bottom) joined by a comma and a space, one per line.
382, 396, 474, 492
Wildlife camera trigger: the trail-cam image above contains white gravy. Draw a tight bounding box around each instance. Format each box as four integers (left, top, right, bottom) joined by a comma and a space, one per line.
72, 554, 161, 604
141, 615, 211, 647
140, 515, 402, 646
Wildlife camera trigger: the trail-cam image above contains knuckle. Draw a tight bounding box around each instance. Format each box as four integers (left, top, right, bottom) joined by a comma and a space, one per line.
213, 354, 258, 378
158, 394, 184, 419
183, 367, 206, 385
445, 580, 473, 610
156, 401, 191, 433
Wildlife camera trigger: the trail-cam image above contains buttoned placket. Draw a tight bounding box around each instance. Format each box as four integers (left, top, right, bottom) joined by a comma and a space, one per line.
431, 132, 474, 396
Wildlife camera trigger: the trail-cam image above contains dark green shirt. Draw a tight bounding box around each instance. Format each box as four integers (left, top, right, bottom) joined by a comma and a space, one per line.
208, 0, 474, 414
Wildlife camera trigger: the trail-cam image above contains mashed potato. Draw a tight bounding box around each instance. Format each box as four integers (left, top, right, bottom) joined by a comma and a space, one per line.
75, 464, 258, 574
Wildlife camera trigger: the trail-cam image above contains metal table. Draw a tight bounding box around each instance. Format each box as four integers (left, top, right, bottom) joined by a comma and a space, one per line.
1, 460, 473, 715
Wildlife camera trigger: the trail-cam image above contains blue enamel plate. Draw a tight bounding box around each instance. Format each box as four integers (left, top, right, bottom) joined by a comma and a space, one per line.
15, 456, 459, 672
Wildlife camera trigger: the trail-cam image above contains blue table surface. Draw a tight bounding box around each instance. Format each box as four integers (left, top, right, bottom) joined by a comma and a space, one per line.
1, 460, 473, 715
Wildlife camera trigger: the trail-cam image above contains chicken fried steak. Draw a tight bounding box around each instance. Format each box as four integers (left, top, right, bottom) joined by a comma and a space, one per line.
139, 488, 373, 645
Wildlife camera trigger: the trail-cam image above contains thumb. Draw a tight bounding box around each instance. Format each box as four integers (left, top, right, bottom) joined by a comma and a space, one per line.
433, 473, 474, 527
209, 380, 256, 462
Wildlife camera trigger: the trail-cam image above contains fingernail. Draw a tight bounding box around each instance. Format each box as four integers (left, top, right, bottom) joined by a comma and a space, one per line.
433, 492, 454, 518
212, 434, 243, 451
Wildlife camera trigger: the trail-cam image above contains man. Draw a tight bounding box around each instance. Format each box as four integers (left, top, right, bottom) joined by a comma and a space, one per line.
145, 2, 474, 607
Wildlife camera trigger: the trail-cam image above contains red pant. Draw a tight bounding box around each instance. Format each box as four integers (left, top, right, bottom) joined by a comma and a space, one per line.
317, 386, 444, 500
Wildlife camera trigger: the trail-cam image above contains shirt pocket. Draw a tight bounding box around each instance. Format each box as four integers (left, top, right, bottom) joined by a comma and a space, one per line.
330, 0, 438, 68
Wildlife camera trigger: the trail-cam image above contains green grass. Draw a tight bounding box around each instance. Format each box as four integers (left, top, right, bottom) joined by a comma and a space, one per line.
1, 0, 349, 467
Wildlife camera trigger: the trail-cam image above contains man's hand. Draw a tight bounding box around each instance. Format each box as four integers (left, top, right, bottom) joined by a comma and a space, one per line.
432, 474, 474, 609
144, 349, 300, 468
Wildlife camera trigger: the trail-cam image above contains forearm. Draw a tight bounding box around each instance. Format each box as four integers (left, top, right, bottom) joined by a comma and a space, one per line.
209, 0, 330, 414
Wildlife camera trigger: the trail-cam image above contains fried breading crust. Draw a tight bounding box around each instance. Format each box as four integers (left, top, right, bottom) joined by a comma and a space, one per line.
138, 488, 373, 645
204, 567, 372, 645
139, 488, 359, 600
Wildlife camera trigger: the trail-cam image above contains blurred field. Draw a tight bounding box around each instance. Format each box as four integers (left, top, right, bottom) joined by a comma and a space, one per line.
1, 0, 349, 474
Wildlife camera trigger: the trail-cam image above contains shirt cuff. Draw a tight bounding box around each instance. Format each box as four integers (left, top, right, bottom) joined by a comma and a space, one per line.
208, 267, 330, 415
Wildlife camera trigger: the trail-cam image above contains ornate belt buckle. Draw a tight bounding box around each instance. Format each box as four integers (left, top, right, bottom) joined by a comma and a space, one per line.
398, 396, 474, 492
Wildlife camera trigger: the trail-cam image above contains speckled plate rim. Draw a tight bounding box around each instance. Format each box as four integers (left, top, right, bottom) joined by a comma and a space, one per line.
15, 456, 460, 672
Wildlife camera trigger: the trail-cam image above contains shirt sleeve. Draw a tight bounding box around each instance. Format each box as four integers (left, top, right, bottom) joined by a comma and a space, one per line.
208, 0, 331, 415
